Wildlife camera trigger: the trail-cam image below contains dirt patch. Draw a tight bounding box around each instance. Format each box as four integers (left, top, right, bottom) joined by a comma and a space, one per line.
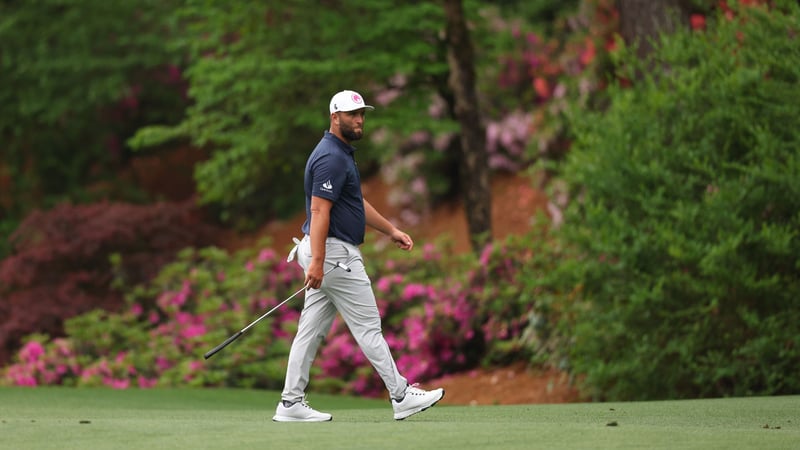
424, 364, 581, 406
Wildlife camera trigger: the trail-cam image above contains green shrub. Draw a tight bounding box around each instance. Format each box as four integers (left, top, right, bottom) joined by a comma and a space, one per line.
559, 2, 800, 400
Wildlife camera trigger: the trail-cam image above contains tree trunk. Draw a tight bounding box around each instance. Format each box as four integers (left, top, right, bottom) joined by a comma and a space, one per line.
443, 0, 492, 253
617, 0, 690, 63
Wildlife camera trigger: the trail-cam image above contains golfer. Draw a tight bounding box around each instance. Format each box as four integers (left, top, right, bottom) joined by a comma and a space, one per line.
273, 90, 445, 422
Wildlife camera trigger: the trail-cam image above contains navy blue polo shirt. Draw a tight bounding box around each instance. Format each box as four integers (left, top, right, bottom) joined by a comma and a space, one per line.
301, 131, 365, 245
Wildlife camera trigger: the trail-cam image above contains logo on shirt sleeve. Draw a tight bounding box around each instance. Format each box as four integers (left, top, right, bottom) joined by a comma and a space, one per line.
321, 180, 333, 192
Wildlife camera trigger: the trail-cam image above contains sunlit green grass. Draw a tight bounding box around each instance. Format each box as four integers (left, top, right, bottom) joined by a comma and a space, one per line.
1, 388, 797, 449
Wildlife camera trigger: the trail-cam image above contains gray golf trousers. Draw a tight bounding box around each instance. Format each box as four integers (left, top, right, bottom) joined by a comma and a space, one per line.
281, 235, 408, 402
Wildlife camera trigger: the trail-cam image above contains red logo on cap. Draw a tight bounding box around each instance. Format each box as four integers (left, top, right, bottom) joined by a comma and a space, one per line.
351, 93, 363, 104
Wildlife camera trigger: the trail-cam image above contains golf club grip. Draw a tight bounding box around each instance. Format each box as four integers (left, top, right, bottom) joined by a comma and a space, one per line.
204, 330, 244, 359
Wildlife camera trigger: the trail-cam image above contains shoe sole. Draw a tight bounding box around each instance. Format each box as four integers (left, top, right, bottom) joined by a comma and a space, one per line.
272, 415, 332, 422
393, 389, 445, 420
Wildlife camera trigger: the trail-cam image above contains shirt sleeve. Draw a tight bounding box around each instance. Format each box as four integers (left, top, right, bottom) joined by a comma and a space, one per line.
309, 153, 346, 201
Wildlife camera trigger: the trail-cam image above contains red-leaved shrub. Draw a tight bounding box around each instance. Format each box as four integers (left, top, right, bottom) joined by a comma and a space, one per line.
0, 200, 220, 365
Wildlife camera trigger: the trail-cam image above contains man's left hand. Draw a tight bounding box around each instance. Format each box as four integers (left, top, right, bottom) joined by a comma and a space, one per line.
390, 230, 414, 251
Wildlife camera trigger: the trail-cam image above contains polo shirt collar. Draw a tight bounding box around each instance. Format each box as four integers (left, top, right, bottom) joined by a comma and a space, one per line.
324, 130, 356, 155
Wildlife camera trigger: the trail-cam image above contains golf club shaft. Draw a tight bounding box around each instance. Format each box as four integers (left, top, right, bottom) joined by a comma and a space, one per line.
203, 284, 305, 360
240, 284, 307, 334
203, 261, 350, 360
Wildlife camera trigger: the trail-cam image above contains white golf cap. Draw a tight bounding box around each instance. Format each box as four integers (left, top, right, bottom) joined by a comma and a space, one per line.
329, 90, 374, 114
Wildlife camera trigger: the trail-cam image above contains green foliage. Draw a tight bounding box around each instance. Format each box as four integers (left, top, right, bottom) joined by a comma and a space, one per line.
0, 0, 186, 226
559, 2, 800, 400
123, 0, 606, 230
1, 0, 601, 236
129, 0, 461, 225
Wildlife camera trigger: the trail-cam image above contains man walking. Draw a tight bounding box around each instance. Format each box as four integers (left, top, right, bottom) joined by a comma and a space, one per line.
273, 90, 445, 422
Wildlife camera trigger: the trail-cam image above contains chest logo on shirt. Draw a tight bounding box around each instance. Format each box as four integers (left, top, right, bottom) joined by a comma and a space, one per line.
321, 180, 333, 192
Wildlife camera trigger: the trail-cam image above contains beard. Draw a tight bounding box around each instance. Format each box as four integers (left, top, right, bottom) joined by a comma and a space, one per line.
340, 122, 363, 142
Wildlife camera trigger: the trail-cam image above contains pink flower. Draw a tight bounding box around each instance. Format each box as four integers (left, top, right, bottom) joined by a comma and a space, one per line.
396, 354, 429, 382
20, 341, 45, 363
245, 261, 254, 272
423, 243, 439, 261
176, 312, 192, 324
424, 303, 435, 322
137, 376, 158, 388
376, 277, 392, 293
281, 309, 300, 324
156, 291, 172, 309
15, 375, 38, 387
579, 39, 596, 66
181, 324, 207, 339
402, 284, 427, 301
130, 303, 143, 316
155, 357, 172, 371
54, 338, 72, 357
479, 244, 493, 266
439, 349, 454, 363
106, 378, 130, 389
43, 370, 59, 384
404, 317, 426, 350
384, 333, 404, 350
172, 280, 192, 306
258, 248, 277, 262
376, 297, 388, 316
172, 292, 188, 306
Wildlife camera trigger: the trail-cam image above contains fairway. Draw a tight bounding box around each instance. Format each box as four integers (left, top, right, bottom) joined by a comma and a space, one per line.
1, 388, 797, 449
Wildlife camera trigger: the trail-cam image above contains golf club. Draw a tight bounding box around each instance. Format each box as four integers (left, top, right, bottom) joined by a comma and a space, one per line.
203, 261, 351, 359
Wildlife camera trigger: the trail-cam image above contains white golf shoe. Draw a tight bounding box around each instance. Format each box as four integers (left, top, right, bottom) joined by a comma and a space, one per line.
391, 384, 445, 420
272, 398, 332, 422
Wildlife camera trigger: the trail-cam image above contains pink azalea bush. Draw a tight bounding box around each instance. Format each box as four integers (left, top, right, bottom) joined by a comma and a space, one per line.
311, 228, 569, 396
1, 230, 567, 397
5, 337, 81, 387
1, 243, 307, 389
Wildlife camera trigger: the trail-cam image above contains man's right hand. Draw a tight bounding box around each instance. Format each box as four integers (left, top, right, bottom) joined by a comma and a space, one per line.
304, 259, 324, 289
